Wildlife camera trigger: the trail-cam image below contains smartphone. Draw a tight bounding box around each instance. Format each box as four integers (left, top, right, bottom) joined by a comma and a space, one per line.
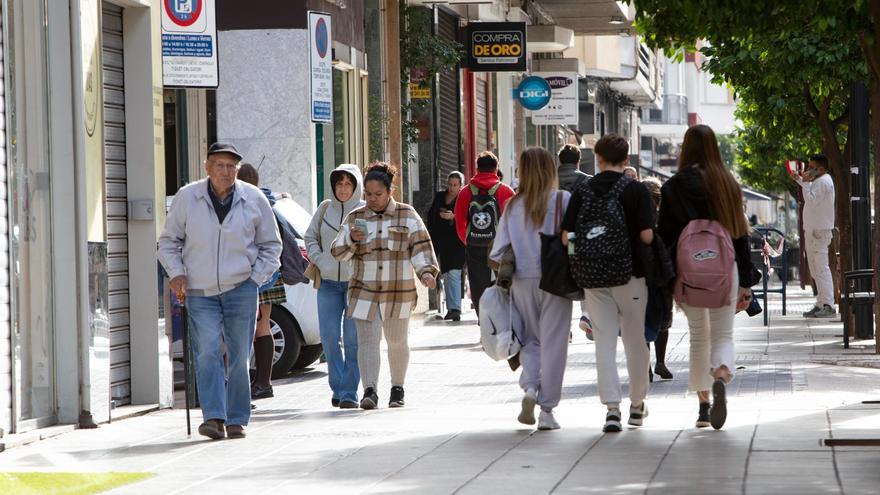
354, 218, 368, 241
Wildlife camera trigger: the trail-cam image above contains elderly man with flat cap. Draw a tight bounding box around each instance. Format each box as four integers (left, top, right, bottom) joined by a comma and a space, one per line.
159, 142, 282, 440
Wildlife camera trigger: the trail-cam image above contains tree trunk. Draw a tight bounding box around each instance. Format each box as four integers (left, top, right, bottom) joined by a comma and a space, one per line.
860, 0, 880, 352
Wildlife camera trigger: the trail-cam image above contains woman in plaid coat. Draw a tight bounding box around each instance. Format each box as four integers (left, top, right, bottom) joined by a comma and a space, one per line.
331, 162, 439, 410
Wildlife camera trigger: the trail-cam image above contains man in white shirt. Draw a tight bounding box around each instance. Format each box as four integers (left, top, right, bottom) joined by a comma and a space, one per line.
791, 154, 836, 318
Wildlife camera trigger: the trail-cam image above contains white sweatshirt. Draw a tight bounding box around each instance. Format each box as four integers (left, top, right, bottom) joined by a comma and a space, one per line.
798, 173, 835, 231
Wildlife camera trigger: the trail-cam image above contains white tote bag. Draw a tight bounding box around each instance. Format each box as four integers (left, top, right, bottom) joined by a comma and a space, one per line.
479, 285, 523, 361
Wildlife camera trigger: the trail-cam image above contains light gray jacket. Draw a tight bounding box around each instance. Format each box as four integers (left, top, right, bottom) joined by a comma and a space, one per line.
158, 179, 282, 297
304, 164, 364, 282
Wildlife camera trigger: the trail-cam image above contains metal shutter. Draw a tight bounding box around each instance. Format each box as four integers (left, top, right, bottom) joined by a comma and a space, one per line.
436, 10, 461, 182
102, 4, 131, 407
475, 75, 489, 154
0, 3, 11, 433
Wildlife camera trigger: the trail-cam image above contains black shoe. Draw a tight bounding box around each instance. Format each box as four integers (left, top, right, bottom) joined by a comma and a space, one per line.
339, 400, 359, 409
710, 378, 727, 430
389, 386, 405, 408
331, 398, 340, 408
649, 366, 654, 383
251, 384, 274, 400
444, 310, 461, 321
360, 388, 378, 409
197, 419, 226, 440
696, 402, 711, 428
654, 362, 673, 380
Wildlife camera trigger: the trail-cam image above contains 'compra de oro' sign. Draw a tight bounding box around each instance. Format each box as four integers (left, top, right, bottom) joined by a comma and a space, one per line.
465, 22, 526, 72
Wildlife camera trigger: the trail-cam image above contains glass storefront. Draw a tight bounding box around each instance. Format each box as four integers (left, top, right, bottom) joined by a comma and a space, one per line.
5, 0, 56, 430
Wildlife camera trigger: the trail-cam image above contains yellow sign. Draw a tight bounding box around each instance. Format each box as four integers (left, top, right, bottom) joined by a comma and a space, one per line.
409, 83, 431, 100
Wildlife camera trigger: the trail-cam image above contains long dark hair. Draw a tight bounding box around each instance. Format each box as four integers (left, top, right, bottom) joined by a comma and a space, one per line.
678, 125, 748, 238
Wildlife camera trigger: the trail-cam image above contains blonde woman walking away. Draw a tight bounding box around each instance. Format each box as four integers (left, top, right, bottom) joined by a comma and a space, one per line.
490, 147, 573, 431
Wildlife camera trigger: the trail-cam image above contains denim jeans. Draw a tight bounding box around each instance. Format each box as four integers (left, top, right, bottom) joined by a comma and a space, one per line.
186, 280, 258, 426
317, 279, 359, 402
443, 269, 462, 312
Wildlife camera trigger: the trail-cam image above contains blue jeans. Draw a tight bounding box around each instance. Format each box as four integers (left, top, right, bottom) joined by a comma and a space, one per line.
186, 280, 258, 426
317, 280, 359, 402
443, 269, 462, 312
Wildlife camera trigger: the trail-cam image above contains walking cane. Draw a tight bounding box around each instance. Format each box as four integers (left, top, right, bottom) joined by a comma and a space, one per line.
180, 295, 193, 437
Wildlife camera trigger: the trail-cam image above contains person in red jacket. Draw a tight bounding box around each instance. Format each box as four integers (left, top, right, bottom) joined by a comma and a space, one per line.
454, 151, 516, 316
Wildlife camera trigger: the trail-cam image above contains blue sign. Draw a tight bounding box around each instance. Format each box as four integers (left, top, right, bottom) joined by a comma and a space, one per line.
515, 76, 551, 111
165, 0, 203, 27
162, 35, 213, 57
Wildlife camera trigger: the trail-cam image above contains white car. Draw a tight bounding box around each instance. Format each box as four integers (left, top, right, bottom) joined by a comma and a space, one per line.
267, 197, 323, 378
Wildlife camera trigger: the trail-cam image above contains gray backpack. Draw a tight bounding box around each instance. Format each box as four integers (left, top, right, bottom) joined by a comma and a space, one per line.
273, 208, 309, 285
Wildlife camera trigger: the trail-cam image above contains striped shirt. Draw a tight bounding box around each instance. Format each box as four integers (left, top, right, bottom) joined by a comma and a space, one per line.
331, 198, 440, 320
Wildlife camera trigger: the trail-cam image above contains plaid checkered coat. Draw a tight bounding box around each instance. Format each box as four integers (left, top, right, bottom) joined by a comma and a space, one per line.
331, 198, 440, 320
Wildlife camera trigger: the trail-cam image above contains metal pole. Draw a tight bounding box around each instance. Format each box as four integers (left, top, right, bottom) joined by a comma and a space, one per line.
850, 81, 873, 339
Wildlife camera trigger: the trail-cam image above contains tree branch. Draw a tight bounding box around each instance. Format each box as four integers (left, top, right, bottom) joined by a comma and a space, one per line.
803, 84, 820, 118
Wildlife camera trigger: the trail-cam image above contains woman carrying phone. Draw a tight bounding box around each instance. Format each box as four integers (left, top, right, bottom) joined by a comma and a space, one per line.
426, 171, 467, 321
331, 162, 440, 409
658, 125, 757, 430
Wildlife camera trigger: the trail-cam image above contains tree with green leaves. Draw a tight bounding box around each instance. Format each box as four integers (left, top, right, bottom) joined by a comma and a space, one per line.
634, 1, 874, 320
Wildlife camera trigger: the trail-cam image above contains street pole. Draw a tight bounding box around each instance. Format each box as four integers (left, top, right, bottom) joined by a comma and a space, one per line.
850, 81, 873, 339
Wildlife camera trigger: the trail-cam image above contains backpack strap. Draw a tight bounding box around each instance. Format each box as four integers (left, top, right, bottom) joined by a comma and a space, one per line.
470, 182, 502, 196
609, 175, 631, 198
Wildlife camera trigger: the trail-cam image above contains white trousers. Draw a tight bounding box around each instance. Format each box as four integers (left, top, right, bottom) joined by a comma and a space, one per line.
680, 268, 738, 393
805, 229, 834, 308
583, 277, 650, 409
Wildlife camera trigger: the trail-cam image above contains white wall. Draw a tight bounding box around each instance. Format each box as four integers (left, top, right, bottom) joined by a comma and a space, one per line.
217, 30, 316, 209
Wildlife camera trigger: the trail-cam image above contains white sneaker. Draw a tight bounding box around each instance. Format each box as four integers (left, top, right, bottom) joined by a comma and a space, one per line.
518, 389, 537, 425
538, 410, 560, 430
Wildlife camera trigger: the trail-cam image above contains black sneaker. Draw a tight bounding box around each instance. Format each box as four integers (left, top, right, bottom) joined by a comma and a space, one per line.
251, 384, 273, 400
603, 409, 622, 433
710, 378, 727, 430
389, 386, 405, 408
360, 388, 378, 410
654, 362, 673, 380
331, 398, 340, 408
627, 402, 648, 427
443, 310, 461, 321
696, 402, 711, 428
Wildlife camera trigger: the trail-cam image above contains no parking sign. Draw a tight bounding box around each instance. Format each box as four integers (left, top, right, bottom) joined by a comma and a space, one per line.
309, 11, 333, 123
162, 0, 218, 88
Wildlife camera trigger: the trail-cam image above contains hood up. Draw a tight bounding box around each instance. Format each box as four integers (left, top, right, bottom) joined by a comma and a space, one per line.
329, 163, 364, 210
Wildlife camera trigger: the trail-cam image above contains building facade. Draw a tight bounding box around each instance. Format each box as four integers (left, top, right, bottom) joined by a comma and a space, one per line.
1, 0, 167, 438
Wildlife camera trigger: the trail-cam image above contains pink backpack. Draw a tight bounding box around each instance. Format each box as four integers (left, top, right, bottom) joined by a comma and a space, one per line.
674, 219, 735, 308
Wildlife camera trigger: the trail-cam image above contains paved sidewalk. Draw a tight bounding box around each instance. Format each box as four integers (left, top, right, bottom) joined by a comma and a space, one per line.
1, 287, 879, 494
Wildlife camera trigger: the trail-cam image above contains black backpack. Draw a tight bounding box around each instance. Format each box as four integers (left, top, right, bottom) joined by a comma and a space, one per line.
570, 176, 633, 289
466, 182, 501, 247
273, 207, 309, 285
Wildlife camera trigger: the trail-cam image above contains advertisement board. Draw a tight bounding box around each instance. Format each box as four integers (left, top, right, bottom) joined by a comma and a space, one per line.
309, 11, 333, 123
162, 0, 219, 88
531, 72, 579, 125
465, 22, 526, 72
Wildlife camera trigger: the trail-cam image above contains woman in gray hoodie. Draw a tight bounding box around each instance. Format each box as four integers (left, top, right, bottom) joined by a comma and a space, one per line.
304, 164, 365, 408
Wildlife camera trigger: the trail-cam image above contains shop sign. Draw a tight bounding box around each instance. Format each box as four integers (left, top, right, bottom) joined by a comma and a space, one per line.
531, 72, 579, 125
162, 0, 219, 88
465, 22, 527, 72
309, 11, 333, 123
409, 83, 431, 99
514, 76, 551, 111
409, 68, 431, 100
